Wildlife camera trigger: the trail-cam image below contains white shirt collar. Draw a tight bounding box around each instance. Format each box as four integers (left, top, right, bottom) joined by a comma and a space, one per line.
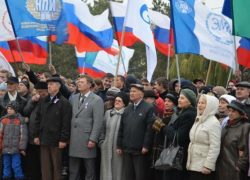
8, 91, 17, 101
241, 99, 246, 103
81, 91, 91, 98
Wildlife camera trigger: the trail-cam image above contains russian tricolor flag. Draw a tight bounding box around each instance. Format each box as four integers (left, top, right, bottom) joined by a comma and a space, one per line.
63, 0, 115, 55
237, 38, 250, 68
222, 0, 250, 69
110, 1, 173, 57
75, 49, 105, 78
0, 41, 47, 64
8, 37, 48, 58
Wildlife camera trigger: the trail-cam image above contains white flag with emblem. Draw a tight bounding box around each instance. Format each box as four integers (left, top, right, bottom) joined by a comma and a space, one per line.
124, 0, 157, 81
0, 0, 15, 41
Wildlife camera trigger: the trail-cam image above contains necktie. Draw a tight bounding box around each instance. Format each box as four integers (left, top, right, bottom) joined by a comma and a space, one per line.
134, 104, 137, 111
79, 96, 86, 108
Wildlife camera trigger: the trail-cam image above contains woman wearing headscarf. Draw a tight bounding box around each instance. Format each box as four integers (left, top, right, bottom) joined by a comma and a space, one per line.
216, 100, 250, 180
153, 89, 197, 180
151, 91, 179, 179
99, 92, 130, 180
216, 94, 236, 128
187, 95, 221, 180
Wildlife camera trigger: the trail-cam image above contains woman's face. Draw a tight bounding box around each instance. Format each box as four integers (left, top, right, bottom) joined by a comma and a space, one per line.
114, 97, 125, 110
228, 108, 240, 120
178, 94, 190, 109
219, 99, 228, 113
198, 98, 206, 115
164, 98, 175, 110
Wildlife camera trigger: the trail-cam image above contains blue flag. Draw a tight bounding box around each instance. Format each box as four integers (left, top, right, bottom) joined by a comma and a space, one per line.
222, 0, 232, 19
6, 0, 68, 42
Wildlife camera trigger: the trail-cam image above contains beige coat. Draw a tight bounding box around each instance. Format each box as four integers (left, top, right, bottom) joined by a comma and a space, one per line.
186, 95, 221, 172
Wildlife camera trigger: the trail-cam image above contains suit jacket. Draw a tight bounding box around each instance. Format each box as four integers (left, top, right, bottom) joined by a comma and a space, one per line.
69, 91, 104, 158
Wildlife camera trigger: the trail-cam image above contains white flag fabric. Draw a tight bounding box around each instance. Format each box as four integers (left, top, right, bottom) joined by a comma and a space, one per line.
0, 52, 15, 76
124, 0, 157, 81
171, 0, 235, 69
0, 0, 15, 41
93, 40, 134, 75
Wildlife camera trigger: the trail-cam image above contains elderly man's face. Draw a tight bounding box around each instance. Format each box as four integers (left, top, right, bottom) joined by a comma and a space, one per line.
47, 82, 60, 95
130, 87, 143, 103
7, 83, 18, 93
236, 87, 249, 101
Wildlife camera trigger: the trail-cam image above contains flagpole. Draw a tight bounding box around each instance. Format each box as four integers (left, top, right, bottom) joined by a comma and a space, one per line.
166, 44, 171, 80
114, 0, 132, 87
9, 49, 19, 72
233, 36, 239, 71
82, 61, 86, 75
120, 53, 127, 76
49, 41, 52, 65
175, 54, 181, 88
205, 60, 212, 86
15, 38, 25, 63
226, 68, 232, 88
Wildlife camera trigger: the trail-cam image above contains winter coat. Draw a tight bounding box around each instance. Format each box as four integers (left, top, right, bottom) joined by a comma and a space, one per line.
187, 95, 221, 172
161, 106, 196, 173
99, 108, 125, 180
0, 113, 28, 154
216, 119, 250, 180
23, 99, 40, 145
33, 92, 72, 147
244, 97, 250, 120
154, 112, 178, 150
117, 99, 155, 153
0, 93, 27, 117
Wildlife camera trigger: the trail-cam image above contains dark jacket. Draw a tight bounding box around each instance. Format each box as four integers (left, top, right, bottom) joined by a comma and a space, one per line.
95, 88, 108, 102
216, 119, 250, 180
0, 113, 28, 154
33, 92, 72, 147
23, 93, 32, 102
0, 93, 27, 117
117, 99, 155, 153
23, 99, 40, 144
161, 106, 196, 172
155, 113, 178, 149
159, 90, 168, 101
244, 97, 250, 120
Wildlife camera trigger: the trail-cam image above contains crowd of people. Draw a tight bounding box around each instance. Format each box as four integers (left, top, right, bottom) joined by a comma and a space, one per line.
0, 64, 249, 180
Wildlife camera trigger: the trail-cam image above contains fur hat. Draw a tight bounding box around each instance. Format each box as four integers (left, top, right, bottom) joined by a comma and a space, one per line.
106, 87, 121, 100
115, 92, 130, 106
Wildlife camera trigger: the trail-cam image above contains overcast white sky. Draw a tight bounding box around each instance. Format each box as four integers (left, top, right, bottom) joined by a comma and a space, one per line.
87, 0, 224, 12
145, 0, 224, 12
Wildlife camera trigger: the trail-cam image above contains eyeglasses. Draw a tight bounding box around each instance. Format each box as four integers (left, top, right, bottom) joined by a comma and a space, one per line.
115, 100, 123, 103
